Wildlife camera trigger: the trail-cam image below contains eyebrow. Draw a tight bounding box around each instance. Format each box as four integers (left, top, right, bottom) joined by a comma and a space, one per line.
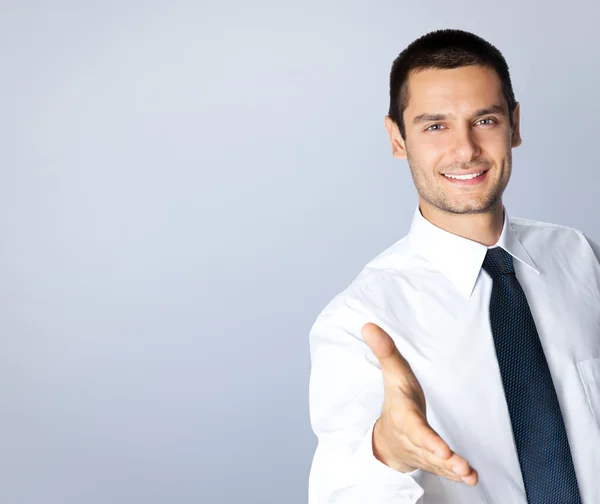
411, 104, 507, 125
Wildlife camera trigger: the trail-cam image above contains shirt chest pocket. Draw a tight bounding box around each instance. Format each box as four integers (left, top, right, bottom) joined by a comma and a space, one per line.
576, 357, 600, 431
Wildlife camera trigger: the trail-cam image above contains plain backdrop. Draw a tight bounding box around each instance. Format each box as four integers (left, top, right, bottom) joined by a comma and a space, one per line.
1, 1, 599, 503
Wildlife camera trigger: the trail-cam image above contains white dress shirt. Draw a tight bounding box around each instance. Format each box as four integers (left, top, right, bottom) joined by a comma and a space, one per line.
308, 205, 600, 504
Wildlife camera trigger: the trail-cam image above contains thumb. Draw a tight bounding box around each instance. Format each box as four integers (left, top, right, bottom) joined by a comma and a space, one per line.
362, 322, 413, 386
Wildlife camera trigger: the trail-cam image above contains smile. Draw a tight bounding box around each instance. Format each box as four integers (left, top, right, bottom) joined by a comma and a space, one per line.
443, 171, 486, 180
441, 169, 489, 186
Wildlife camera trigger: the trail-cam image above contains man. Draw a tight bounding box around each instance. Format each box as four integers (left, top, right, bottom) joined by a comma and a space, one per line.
307, 29, 600, 504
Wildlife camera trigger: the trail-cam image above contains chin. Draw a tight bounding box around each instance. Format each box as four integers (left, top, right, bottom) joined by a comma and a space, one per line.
449, 198, 500, 215
428, 195, 496, 215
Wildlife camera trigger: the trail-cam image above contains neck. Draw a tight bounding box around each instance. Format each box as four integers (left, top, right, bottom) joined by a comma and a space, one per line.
419, 199, 505, 247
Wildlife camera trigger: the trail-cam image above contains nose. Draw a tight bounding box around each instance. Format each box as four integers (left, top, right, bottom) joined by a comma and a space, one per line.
453, 127, 481, 162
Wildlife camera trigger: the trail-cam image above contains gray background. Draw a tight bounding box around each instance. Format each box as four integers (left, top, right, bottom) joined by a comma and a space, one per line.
1, 1, 599, 503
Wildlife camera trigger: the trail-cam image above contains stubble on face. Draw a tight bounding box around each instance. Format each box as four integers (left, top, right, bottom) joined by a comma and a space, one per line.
405, 140, 512, 216
396, 66, 519, 220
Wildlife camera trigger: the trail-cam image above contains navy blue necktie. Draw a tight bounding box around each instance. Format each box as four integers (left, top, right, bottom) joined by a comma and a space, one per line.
482, 247, 581, 503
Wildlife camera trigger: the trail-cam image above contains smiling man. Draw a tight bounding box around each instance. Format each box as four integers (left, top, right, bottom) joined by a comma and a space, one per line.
308, 30, 600, 504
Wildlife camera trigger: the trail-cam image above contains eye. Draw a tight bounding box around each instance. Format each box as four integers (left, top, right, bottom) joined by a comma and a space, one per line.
426, 124, 445, 132
476, 117, 497, 126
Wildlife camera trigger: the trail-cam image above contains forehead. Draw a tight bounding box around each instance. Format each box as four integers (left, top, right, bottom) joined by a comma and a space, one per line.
404, 65, 505, 117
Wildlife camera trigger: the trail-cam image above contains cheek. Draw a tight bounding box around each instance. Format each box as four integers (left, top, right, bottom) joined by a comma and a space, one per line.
420, 134, 453, 154
481, 133, 512, 156
423, 136, 458, 164
409, 142, 445, 170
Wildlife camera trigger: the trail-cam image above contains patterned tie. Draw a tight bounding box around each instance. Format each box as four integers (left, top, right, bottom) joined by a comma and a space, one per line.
481, 247, 582, 503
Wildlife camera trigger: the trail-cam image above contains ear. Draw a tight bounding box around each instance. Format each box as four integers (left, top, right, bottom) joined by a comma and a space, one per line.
384, 115, 408, 160
511, 102, 522, 148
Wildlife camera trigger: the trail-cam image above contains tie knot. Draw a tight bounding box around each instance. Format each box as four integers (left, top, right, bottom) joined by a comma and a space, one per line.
482, 247, 514, 278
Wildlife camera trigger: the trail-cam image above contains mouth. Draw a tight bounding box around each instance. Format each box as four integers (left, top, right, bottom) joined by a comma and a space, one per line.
441, 169, 489, 186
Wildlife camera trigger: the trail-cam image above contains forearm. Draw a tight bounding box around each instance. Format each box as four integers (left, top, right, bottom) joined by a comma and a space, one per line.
309, 417, 424, 504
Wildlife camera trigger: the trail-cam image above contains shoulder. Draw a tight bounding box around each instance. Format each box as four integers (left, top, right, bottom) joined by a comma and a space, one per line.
510, 215, 583, 235
510, 215, 600, 263
309, 236, 415, 332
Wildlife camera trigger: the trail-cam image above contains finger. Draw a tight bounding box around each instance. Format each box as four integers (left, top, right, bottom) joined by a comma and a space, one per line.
448, 454, 473, 477
405, 411, 452, 459
436, 452, 479, 485
460, 468, 479, 486
404, 417, 478, 484
415, 448, 463, 482
417, 447, 479, 485
362, 322, 413, 385
403, 444, 463, 483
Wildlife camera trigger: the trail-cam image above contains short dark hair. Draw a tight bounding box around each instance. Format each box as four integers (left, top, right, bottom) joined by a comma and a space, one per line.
388, 29, 517, 139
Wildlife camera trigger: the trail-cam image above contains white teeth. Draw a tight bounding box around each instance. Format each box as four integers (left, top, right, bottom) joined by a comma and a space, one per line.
443, 172, 484, 180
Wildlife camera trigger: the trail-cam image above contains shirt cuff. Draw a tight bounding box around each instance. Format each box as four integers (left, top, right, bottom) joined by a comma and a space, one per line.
353, 417, 425, 500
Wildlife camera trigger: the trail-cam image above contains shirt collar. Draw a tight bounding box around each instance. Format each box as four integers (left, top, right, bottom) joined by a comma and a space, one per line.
407, 204, 540, 298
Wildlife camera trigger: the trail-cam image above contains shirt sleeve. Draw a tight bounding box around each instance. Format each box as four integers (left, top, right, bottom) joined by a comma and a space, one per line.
583, 233, 600, 264
307, 286, 425, 504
